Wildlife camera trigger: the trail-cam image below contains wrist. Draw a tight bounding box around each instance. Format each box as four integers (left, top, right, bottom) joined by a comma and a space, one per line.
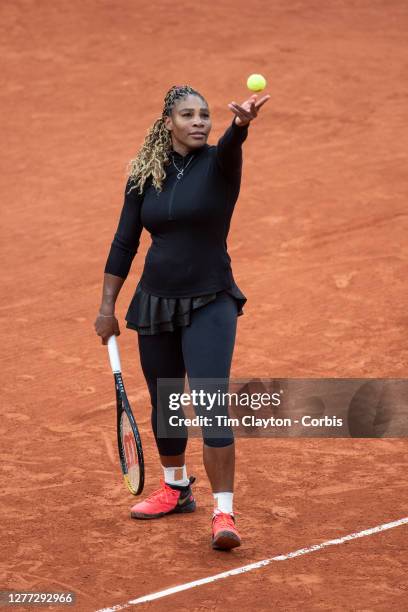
234, 117, 249, 127
99, 306, 115, 316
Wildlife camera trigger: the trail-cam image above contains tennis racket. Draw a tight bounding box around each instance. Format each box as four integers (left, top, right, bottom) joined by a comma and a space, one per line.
107, 334, 144, 495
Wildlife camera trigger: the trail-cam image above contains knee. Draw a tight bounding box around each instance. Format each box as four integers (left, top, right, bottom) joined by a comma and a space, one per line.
202, 436, 234, 448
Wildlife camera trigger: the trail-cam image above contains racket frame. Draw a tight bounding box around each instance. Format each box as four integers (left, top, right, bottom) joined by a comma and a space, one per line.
114, 371, 145, 496
107, 334, 144, 496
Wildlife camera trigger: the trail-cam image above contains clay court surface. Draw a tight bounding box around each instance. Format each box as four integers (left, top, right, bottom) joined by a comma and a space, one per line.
1, 0, 408, 610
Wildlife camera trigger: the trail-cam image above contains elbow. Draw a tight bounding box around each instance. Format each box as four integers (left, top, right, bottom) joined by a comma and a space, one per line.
104, 236, 140, 279
112, 233, 140, 255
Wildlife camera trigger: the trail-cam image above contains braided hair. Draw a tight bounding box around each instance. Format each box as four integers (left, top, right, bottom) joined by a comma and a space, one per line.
126, 84, 208, 195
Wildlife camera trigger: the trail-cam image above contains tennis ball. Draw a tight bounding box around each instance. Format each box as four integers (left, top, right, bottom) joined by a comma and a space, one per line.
247, 73, 267, 92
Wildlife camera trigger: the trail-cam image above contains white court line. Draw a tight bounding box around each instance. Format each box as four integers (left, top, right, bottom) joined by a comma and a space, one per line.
96, 516, 408, 611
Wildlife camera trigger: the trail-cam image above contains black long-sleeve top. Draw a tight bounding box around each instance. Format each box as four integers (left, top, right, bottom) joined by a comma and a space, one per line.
104, 117, 249, 297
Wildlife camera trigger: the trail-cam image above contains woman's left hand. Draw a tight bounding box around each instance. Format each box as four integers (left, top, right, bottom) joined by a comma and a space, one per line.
228, 93, 271, 126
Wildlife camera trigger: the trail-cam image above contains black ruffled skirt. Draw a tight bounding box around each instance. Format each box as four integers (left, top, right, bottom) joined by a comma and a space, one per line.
125, 280, 247, 335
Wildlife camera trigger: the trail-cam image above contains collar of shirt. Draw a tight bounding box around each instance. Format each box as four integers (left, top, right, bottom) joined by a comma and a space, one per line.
170, 144, 208, 163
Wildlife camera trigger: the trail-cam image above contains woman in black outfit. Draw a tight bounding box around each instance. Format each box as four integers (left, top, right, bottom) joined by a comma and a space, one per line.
94, 84, 270, 550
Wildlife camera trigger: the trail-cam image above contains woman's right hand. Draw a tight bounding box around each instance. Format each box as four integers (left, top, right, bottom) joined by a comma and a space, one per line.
94, 312, 121, 345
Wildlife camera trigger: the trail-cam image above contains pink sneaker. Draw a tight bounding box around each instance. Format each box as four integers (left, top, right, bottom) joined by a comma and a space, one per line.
130, 476, 196, 519
212, 511, 241, 550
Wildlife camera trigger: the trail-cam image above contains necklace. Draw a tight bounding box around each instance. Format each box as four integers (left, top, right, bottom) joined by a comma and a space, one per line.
172, 154, 194, 180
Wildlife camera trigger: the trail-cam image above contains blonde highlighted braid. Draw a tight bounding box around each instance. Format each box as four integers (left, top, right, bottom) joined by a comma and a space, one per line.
126, 85, 208, 196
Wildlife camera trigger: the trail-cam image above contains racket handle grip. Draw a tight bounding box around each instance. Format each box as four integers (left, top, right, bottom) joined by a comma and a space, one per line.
107, 334, 122, 373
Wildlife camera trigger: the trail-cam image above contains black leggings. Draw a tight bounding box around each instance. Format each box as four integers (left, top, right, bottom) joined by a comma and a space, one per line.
137, 290, 238, 455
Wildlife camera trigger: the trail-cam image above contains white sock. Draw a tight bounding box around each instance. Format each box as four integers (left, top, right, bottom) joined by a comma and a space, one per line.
162, 464, 189, 487
213, 492, 233, 514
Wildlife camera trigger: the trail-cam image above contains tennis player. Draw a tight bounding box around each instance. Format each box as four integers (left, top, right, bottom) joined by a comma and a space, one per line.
94, 84, 270, 550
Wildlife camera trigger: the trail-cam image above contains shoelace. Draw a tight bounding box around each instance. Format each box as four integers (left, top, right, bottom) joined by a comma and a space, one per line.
144, 481, 177, 505
213, 512, 236, 530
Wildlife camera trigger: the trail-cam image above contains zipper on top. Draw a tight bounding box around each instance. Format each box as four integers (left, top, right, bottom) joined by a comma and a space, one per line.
167, 153, 194, 220
168, 177, 179, 220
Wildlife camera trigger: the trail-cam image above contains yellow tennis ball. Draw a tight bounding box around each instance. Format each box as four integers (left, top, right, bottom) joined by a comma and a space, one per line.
247, 73, 267, 92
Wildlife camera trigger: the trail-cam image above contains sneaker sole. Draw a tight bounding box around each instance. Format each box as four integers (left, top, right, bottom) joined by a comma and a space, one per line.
130, 499, 196, 520
212, 530, 241, 550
